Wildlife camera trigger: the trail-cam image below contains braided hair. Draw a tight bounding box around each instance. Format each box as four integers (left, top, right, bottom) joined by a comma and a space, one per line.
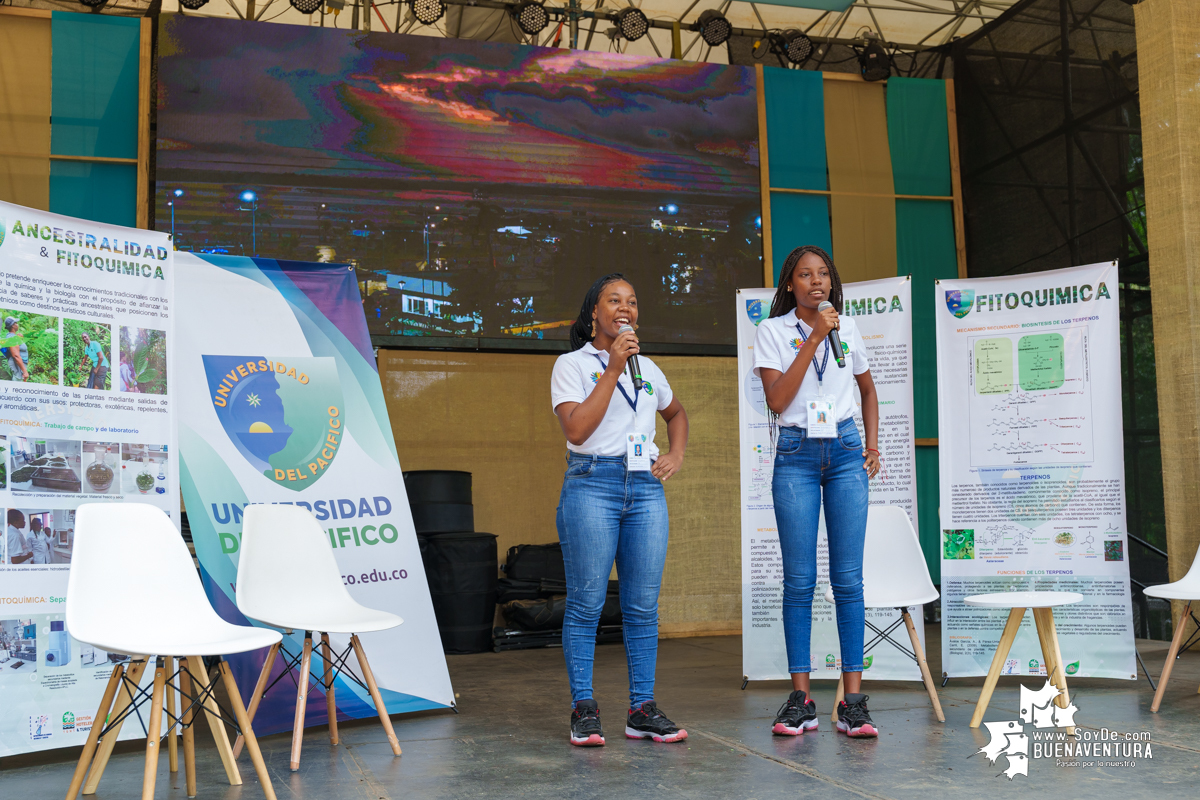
569, 273, 629, 351
769, 245, 843, 318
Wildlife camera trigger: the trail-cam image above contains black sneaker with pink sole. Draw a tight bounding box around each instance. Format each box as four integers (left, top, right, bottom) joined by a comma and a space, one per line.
625, 701, 688, 743
570, 699, 605, 746
773, 689, 819, 735
836, 693, 878, 738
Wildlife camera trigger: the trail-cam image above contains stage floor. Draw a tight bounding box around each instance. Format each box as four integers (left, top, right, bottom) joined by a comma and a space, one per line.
5, 629, 1198, 798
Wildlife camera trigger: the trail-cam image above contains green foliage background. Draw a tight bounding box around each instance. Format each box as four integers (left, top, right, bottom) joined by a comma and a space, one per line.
120, 327, 167, 394
943, 529, 975, 560
64, 319, 111, 390
0, 310, 59, 384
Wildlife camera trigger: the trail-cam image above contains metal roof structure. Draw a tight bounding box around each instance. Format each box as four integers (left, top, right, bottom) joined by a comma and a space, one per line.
11, 0, 1025, 64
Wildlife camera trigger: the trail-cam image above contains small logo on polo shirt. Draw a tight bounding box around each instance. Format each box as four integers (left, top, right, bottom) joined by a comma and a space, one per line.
789, 338, 803, 353
590, 371, 602, 384
642, 381, 654, 396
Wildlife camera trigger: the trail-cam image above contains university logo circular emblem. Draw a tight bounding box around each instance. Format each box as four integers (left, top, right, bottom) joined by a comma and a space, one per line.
203, 355, 344, 490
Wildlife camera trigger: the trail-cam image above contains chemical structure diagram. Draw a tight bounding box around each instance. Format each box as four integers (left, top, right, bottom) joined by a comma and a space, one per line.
978, 524, 1032, 548
1080, 532, 1096, 552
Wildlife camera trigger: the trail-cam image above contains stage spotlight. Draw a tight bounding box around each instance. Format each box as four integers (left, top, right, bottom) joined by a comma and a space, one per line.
289, 0, 323, 13
240, 190, 258, 203
775, 29, 813, 66
511, 0, 549, 36
177, 0, 209, 9
695, 10, 732, 48
616, 7, 649, 41
78, 0, 109, 7
857, 36, 892, 81
173, 189, 184, 197
411, 0, 446, 25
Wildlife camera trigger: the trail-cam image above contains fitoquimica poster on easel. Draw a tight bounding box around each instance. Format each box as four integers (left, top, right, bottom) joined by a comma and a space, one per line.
0, 199, 177, 756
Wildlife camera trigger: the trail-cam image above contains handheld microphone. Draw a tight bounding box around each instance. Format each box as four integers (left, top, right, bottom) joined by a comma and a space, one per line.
618, 324, 644, 391
817, 301, 846, 368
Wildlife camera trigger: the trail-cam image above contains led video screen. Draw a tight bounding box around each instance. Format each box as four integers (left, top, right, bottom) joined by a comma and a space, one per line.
156, 17, 762, 345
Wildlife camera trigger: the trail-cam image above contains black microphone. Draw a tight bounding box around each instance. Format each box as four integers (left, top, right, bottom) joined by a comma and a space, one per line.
817, 300, 846, 368
618, 324, 644, 391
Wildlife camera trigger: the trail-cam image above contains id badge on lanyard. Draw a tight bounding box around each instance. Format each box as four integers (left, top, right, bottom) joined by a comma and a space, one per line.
798, 324, 837, 438
592, 354, 652, 471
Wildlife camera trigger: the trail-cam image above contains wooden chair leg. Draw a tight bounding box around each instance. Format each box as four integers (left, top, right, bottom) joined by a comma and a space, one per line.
64, 663, 124, 800
219, 662, 279, 800
291, 634, 314, 771
186, 655, 242, 786
970, 607, 1025, 728
179, 661, 197, 798
233, 642, 280, 759
321, 633, 339, 746
351, 634, 401, 756
1032, 608, 1058, 679
164, 655, 178, 773
902, 610, 944, 723
831, 674, 845, 724
1152, 601, 1191, 713
1040, 608, 1075, 735
141, 660, 167, 800
83, 656, 149, 794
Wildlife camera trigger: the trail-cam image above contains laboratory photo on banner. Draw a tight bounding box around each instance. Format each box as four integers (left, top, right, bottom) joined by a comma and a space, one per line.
81, 442, 120, 496
120, 443, 168, 496
63, 319, 112, 391
4, 509, 73, 566
0, 620, 37, 676
9, 439, 82, 495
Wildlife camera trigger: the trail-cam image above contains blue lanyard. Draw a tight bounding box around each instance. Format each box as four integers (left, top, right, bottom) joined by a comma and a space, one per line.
796, 323, 830, 390
591, 353, 639, 412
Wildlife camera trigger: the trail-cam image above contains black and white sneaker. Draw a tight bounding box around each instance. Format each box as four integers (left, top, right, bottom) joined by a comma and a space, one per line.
772, 689, 819, 735
836, 693, 878, 738
625, 701, 688, 743
570, 699, 605, 747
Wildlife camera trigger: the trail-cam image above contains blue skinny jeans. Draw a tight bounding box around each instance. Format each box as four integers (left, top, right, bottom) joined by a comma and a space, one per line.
556, 452, 668, 707
772, 419, 869, 673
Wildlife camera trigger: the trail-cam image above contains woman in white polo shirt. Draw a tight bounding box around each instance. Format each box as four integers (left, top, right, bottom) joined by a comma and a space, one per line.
551, 273, 689, 748
753, 245, 882, 739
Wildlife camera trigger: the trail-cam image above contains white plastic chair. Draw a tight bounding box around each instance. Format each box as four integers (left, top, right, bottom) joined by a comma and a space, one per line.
234, 504, 404, 771
823, 505, 943, 722
65, 503, 281, 800
1145, 541, 1200, 713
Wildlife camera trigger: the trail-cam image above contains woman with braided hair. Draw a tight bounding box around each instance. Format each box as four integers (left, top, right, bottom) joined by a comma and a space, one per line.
550, 273, 689, 747
753, 246, 882, 738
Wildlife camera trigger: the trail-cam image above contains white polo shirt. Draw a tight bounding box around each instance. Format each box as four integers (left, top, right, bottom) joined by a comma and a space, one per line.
551, 342, 673, 458
752, 309, 870, 428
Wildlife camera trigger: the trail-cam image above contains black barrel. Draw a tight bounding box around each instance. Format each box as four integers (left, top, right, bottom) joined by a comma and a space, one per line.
421, 532, 498, 654
410, 502, 474, 535
404, 470, 472, 505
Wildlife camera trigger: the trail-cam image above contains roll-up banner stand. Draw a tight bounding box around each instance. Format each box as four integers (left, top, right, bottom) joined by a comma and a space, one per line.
738, 276, 921, 682
0, 200, 176, 755
174, 253, 453, 735
936, 262, 1136, 679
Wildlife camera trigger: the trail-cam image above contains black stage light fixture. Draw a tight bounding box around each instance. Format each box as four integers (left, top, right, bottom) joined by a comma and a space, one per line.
511, 0, 550, 36
177, 0, 209, 8
78, 0, 109, 8
289, 0, 323, 13
411, 0, 447, 25
696, 9, 733, 48
857, 37, 892, 81
616, 7, 649, 41
775, 29, 813, 66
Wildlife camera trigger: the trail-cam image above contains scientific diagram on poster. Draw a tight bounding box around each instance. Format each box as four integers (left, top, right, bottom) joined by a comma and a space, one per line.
968, 326, 1094, 467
